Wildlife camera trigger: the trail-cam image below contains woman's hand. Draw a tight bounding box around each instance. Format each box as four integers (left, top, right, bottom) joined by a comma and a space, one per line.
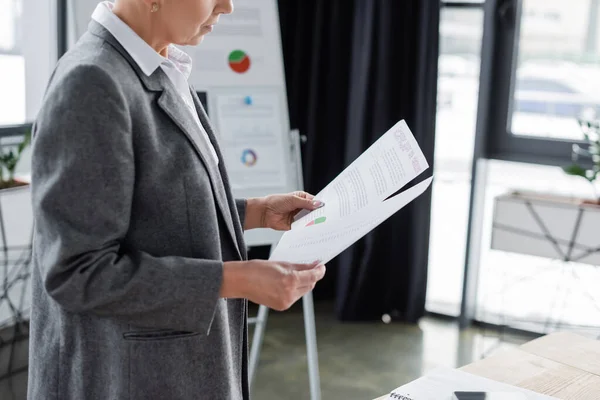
221, 260, 326, 310
244, 192, 324, 231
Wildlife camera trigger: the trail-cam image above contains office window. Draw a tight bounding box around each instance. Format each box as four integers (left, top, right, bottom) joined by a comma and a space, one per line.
0, 0, 57, 127
458, 0, 600, 333
426, 4, 484, 316
510, 0, 600, 140
0, 0, 26, 125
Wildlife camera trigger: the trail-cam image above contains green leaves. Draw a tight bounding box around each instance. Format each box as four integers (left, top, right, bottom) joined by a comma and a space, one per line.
17, 132, 31, 156
0, 132, 31, 185
568, 119, 600, 202
563, 164, 597, 183
563, 164, 588, 178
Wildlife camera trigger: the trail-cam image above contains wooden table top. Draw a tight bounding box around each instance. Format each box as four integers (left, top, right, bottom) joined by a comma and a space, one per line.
374, 332, 600, 400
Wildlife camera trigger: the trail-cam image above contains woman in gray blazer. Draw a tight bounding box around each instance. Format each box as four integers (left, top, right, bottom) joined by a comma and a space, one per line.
28, 1, 326, 399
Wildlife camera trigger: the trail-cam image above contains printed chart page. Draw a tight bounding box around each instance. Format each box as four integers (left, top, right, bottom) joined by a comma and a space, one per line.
214, 91, 287, 190
269, 120, 432, 265
385, 368, 557, 400
269, 177, 432, 264
292, 120, 429, 229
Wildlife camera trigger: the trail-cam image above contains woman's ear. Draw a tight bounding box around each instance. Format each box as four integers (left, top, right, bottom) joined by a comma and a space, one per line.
139, 0, 160, 12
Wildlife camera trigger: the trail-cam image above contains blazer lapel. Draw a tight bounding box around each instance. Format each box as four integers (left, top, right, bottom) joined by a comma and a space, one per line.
190, 90, 248, 258
156, 82, 242, 260
87, 20, 244, 259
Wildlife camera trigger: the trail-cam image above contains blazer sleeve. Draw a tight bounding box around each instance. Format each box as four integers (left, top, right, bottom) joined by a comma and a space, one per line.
32, 64, 222, 334
235, 199, 247, 229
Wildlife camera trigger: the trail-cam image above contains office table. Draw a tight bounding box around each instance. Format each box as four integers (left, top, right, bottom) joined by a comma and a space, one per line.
374, 332, 600, 399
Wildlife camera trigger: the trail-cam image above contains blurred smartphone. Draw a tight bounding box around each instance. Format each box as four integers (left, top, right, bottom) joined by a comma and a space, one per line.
453, 392, 528, 400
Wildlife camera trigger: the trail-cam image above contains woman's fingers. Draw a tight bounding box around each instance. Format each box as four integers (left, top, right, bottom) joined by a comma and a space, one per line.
289, 261, 321, 271
289, 194, 324, 211
293, 191, 315, 201
243, 260, 325, 311
292, 263, 326, 286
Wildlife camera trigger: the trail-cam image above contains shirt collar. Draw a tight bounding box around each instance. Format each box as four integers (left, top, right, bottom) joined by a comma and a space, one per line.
164, 45, 193, 79
92, 1, 193, 78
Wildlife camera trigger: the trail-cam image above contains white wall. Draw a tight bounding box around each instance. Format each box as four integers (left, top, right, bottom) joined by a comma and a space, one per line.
22, 0, 57, 121
68, 0, 99, 43
0, 0, 54, 325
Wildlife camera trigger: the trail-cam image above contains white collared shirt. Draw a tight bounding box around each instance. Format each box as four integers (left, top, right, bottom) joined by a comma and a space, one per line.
92, 1, 219, 165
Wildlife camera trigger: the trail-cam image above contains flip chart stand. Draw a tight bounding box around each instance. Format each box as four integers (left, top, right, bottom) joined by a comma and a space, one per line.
247, 130, 321, 400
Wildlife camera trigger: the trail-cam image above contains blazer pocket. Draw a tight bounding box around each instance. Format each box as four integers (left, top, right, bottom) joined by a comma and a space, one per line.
127, 331, 209, 400
123, 329, 200, 341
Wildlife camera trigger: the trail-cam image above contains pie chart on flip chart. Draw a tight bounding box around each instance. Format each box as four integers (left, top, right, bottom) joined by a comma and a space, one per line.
241, 149, 257, 166
228, 50, 251, 74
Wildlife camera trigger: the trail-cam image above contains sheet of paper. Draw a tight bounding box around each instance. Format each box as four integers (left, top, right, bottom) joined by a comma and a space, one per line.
292, 120, 428, 229
386, 368, 557, 400
269, 177, 432, 264
185, 0, 289, 88
214, 91, 287, 189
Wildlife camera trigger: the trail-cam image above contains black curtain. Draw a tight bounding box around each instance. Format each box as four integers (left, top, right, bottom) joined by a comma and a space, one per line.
277, 0, 440, 322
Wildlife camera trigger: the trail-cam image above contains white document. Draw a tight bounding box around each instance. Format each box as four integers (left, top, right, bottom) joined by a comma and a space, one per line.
185, 0, 288, 88
214, 91, 287, 190
269, 177, 432, 264
292, 120, 429, 228
269, 120, 432, 264
386, 368, 557, 400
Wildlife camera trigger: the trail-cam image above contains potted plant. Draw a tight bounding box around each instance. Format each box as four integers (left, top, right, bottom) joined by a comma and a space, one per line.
491, 119, 600, 265
0, 132, 34, 331
562, 119, 600, 205
0, 132, 31, 189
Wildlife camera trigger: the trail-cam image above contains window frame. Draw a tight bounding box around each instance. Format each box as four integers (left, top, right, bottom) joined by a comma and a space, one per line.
0, 0, 66, 136
0, 0, 23, 56
431, 0, 488, 324
0, 124, 32, 139
442, 0, 486, 7
481, 0, 588, 166
459, 0, 600, 329
0, 49, 21, 57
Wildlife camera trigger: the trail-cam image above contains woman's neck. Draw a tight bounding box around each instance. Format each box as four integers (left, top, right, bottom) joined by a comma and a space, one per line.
112, 1, 169, 57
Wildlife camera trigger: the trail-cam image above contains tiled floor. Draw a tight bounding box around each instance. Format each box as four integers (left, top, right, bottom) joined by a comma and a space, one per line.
0, 302, 534, 400
250, 302, 533, 400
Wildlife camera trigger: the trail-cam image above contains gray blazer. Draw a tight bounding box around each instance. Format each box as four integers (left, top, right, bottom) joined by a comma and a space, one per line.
28, 21, 250, 400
